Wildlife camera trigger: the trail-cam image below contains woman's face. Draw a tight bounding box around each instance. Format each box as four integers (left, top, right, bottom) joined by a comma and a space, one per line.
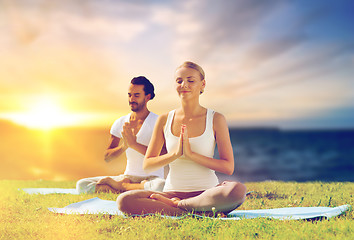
175, 67, 205, 99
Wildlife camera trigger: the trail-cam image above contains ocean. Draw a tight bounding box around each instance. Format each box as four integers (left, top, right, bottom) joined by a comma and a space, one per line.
216, 128, 354, 182
1, 120, 353, 182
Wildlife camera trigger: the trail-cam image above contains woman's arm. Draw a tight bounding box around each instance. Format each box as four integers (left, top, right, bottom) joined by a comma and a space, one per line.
143, 114, 183, 173
183, 112, 234, 175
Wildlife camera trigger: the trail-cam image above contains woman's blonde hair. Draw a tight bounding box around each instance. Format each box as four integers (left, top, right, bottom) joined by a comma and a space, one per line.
177, 61, 205, 80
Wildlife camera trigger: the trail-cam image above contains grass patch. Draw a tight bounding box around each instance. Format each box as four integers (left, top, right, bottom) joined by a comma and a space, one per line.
0, 180, 353, 239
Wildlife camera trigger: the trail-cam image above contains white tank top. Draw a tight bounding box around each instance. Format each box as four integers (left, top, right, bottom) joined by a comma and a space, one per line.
163, 109, 219, 192
110, 112, 164, 178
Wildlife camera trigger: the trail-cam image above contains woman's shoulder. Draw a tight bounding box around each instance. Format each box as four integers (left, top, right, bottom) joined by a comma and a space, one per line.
156, 111, 173, 126
157, 112, 169, 121
211, 111, 228, 128
210, 110, 225, 120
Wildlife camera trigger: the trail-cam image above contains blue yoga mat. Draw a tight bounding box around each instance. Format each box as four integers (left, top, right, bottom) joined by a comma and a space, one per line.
22, 188, 79, 194
21, 188, 253, 196
48, 197, 350, 220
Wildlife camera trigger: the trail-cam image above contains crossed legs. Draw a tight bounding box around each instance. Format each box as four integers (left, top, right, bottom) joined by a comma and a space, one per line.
76, 175, 165, 194
117, 181, 247, 216
117, 190, 187, 216
177, 181, 247, 213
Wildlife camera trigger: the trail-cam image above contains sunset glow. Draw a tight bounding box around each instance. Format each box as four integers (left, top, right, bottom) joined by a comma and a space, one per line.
4, 97, 82, 130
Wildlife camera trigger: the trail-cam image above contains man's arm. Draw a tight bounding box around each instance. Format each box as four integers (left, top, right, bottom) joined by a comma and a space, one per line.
121, 122, 148, 155
126, 141, 148, 155
104, 135, 128, 162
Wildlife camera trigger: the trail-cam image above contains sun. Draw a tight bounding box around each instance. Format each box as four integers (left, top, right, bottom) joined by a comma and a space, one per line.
6, 96, 81, 130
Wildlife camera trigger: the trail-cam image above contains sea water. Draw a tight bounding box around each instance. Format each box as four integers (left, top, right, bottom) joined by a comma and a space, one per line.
216, 128, 354, 182
1, 120, 353, 182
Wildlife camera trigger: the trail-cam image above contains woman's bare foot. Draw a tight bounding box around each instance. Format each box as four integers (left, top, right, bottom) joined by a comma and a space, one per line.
149, 193, 181, 208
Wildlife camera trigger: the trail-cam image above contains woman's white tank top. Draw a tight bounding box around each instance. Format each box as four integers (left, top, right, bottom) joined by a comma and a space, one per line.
163, 108, 219, 192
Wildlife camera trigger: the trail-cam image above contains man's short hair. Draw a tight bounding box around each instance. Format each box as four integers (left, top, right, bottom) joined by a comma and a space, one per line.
131, 76, 155, 100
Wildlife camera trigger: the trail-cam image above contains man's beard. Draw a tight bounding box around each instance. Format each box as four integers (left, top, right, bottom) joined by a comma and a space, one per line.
130, 100, 145, 112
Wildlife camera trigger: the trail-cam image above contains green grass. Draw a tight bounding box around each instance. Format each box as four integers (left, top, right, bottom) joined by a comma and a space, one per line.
0, 180, 353, 239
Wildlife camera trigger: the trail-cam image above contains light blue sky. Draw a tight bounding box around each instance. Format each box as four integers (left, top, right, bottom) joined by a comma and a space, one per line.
0, 0, 353, 129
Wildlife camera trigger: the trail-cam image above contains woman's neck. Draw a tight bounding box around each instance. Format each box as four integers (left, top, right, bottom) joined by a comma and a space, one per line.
180, 99, 203, 117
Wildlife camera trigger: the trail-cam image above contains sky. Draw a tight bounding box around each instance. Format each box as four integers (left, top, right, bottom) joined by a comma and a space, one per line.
1, 0, 354, 129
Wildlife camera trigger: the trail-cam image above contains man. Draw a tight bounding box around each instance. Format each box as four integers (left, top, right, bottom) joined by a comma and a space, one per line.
76, 76, 165, 193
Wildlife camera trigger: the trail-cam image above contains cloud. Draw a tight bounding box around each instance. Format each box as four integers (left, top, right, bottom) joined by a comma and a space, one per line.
151, 0, 284, 61
1, 0, 353, 128
239, 35, 307, 69
1, 0, 151, 45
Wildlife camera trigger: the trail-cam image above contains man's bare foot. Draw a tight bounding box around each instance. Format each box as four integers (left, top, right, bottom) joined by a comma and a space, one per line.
95, 184, 120, 193
97, 177, 112, 185
149, 193, 181, 208
110, 178, 131, 191
97, 177, 131, 191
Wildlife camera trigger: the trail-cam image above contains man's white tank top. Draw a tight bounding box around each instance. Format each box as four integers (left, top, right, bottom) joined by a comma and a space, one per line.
163, 108, 219, 192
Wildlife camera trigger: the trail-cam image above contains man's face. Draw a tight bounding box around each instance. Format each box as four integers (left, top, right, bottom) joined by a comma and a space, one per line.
128, 84, 149, 112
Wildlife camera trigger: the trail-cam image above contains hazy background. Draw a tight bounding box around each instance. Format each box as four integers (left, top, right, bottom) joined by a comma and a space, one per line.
1, 0, 353, 182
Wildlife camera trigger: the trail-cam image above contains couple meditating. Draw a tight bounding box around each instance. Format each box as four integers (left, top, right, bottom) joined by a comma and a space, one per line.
76, 61, 247, 216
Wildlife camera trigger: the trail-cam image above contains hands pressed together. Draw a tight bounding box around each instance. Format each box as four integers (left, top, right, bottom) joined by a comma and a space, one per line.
174, 124, 193, 159
121, 122, 137, 149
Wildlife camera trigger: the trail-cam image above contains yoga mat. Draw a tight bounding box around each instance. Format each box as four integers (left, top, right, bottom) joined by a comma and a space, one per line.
22, 188, 79, 195
48, 197, 350, 220
50, 197, 123, 215
21, 188, 253, 196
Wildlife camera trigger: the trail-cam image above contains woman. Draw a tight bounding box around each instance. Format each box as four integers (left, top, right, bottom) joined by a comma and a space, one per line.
117, 61, 247, 216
